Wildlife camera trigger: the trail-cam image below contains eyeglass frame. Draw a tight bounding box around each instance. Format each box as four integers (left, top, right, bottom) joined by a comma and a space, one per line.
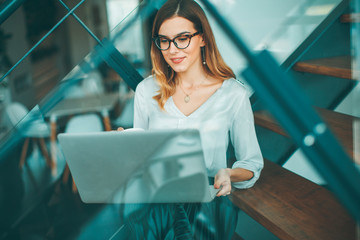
152, 31, 202, 51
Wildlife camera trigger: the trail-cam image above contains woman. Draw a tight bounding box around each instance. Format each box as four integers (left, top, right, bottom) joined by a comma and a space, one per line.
120, 0, 263, 238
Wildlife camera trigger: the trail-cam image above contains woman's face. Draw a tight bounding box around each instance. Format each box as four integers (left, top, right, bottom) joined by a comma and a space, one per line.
158, 16, 204, 74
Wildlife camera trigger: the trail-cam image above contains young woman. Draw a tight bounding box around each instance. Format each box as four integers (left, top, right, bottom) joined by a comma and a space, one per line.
120, 0, 263, 238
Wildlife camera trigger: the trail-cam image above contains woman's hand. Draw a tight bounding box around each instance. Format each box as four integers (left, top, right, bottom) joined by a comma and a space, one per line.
117, 127, 124, 131
214, 168, 232, 197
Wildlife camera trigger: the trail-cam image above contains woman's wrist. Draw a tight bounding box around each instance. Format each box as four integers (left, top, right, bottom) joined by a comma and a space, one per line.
225, 168, 233, 182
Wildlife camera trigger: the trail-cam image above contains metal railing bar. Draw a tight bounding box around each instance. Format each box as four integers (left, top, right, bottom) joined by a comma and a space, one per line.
0, 0, 27, 25
57, 0, 101, 44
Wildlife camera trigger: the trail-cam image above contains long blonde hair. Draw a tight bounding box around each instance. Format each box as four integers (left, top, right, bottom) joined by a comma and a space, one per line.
151, 0, 235, 110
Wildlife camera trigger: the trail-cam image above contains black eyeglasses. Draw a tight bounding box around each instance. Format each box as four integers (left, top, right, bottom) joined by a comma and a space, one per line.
153, 32, 201, 51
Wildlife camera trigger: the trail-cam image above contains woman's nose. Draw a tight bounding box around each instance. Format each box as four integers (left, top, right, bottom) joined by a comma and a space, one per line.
168, 41, 179, 54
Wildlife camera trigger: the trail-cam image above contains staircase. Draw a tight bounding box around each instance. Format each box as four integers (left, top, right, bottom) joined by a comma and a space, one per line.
232, 107, 358, 239
231, 159, 355, 240
230, 9, 358, 240
293, 56, 354, 80
254, 107, 357, 157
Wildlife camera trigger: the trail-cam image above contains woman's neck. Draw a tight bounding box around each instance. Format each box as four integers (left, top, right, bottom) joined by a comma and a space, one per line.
177, 67, 207, 87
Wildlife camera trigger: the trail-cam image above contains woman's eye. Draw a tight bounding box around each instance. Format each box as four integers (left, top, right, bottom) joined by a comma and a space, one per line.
177, 37, 188, 42
160, 39, 168, 43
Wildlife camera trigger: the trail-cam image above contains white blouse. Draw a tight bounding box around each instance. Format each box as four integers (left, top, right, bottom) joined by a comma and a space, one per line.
133, 76, 263, 189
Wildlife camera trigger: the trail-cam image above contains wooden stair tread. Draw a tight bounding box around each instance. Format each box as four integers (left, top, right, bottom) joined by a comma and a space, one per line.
293, 56, 356, 80
231, 233, 244, 240
254, 108, 357, 158
230, 159, 355, 240
341, 13, 360, 23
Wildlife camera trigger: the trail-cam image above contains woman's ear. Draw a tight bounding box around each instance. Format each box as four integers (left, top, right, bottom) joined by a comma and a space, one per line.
200, 34, 206, 47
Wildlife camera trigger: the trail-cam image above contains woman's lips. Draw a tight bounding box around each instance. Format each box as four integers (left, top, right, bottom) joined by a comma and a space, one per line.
171, 57, 185, 64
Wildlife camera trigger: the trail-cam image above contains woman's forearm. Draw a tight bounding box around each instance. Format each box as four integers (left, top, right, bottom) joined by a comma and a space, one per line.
228, 168, 254, 182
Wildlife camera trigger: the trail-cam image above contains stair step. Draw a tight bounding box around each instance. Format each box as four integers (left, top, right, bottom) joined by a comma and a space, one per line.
231, 233, 244, 240
341, 13, 360, 23
254, 108, 357, 158
230, 159, 355, 240
293, 56, 355, 80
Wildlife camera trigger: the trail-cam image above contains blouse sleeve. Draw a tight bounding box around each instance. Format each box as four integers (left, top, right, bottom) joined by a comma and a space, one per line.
133, 81, 149, 129
230, 93, 264, 189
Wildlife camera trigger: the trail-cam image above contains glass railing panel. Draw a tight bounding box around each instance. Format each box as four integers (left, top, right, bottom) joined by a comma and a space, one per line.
0, 0, 86, 81
0, 0, 144, 155
0, 0, 114, 142
0, 16, 84, 121
21, 0, 148, 170
0, 0, 129, 234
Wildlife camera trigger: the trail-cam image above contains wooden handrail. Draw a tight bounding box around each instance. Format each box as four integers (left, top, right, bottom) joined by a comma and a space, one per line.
293, 56, 356, 80
230, 159, 355, 240
254, 107, 357, 158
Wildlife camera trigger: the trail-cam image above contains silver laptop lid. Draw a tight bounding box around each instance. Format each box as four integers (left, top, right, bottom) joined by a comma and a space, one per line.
58, 129, 216, 203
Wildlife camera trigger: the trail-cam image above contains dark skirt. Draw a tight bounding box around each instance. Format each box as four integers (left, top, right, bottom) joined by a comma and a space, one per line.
116, 194, 239, 240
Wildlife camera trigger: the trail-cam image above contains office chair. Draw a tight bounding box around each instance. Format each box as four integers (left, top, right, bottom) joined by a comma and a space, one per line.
62, 113, 104, 192
60, 71, 108, 192
5, 102, 52, 168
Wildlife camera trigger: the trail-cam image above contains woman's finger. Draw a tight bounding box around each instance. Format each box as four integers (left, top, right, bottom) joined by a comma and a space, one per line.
216, 182, 231, 197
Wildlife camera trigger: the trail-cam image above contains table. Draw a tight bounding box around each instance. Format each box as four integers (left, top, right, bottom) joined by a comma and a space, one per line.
46, 93, 120, 176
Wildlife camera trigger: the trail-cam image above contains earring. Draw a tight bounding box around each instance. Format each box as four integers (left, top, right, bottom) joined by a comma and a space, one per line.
201, 47, 206, 65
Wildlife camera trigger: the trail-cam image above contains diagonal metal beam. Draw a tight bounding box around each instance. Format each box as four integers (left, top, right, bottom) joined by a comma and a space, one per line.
57, 0, 101, 44
0, 0, 27, 25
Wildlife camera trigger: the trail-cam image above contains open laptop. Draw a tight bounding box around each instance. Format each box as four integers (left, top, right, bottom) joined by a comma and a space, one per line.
57, 128, 220, 203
